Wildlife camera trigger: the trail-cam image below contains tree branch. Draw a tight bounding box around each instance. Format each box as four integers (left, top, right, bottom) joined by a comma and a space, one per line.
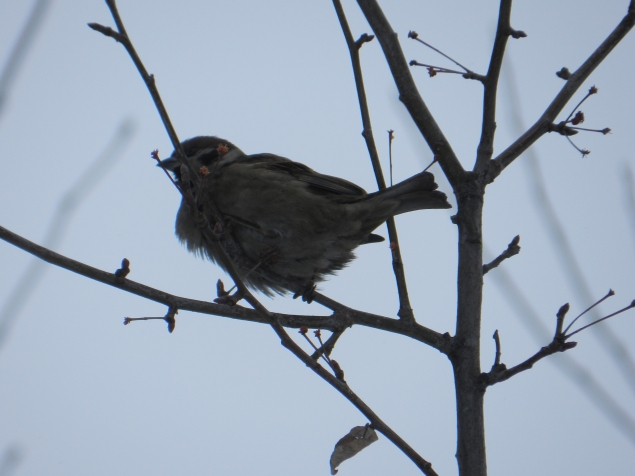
474, 0, 514, 173
481, 295, 635, 387
356, 0, 466, 188
0, 220, 445, 474
482, 235, 520, 275
88, 2, 451, 469
480, 336, 577, 387
332, 0, 415, 322
0, 225, 451, 351
487, 3, 635, 183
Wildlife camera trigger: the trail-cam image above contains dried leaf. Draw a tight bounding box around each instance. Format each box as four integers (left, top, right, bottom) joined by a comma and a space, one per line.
329, 424, 378, 475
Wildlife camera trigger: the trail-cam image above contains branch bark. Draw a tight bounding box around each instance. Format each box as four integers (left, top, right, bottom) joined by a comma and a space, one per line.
356, 0, 466, 188
482, 235, 520, 275
480, 338, 577, 387
474, 0, 513, 173
332, 0, 415, 322
0, 225, 452, 351
487, 2, 635, 183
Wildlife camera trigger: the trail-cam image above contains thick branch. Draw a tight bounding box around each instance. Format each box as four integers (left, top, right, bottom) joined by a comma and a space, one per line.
0, 225, 451, 352
332, 0, 414, 322
474, 0, 513, 173
356, 0, 465, 188
487, 3, 635, 183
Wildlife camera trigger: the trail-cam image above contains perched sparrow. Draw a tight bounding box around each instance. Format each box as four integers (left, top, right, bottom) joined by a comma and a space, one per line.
159, 136, 451, 299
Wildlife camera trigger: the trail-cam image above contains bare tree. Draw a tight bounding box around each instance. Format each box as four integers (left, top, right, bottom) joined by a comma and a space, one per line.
1, 1, 634, 475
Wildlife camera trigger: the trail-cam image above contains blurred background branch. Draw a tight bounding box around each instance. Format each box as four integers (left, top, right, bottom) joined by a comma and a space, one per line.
0, 0, 53, 123
0, 119, 136, 355
503, 60, 635, 397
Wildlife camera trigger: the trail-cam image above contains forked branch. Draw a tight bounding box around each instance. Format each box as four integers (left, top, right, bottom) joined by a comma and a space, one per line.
487, 2, 635, 183
356, 0, 465, 188
482, 295, 635, 387
332, 0, 415, 323
483, 235, 520, 275
475, 0, 518, 172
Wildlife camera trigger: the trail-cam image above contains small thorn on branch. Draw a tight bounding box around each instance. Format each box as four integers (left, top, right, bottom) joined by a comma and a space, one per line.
556, 67, 571, 80
555, 303, 570, 337
509, 28, 527, 39
164, 306, 177, 333
388, 129, 394, 186
87, 22, 126, 43
490, 330, 505, 372
114, 258, 130, 279
354, 33, 374, 49
483, 235, 520, 275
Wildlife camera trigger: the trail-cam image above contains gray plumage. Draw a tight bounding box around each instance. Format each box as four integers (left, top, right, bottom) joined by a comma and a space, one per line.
160, 136, 451, 297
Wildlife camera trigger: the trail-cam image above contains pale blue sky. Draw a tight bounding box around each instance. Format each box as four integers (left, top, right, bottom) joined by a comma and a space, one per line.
1, 1, 634, 475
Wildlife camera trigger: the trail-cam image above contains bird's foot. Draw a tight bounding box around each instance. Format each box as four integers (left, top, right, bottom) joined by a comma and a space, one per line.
293, 280, 317, 304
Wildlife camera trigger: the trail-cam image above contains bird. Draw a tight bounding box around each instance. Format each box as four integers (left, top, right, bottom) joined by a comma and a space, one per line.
159, 136, 451, 301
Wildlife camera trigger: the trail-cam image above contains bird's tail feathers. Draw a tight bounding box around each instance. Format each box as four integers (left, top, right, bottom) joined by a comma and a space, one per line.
370, 171, 451, 214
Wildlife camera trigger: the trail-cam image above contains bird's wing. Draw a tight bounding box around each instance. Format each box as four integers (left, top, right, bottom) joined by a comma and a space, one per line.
245, 153, 367, 197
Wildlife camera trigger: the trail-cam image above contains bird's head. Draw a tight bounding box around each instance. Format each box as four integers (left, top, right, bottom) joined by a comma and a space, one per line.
158, 136, 245, 182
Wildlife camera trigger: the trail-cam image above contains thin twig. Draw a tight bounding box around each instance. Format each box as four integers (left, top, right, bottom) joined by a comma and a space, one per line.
485, 245, 635, 443
388, 130, 394, 186
481, 338, 577, 387
492, 330, 501, 368
563, 289, 615, 335
566, 301, 635, 339
407, 33, 486, 81
311, 329, 346, 360
482, 235, 520, 275
407, 31, 471, 73
485, 297, 635, 386
474, 0, 513, 173
0, 224, 451, 474
502, 58, 635, 396
332, 0, 416, 324
488, 6, 635, 183
568, 126, 611, 134
409, 61, 467, 76
124, 306, 176, 333
564, 85, 598, 122
0, 226, 451, 350
89, 5, 443, 472
357, 0, 466, 188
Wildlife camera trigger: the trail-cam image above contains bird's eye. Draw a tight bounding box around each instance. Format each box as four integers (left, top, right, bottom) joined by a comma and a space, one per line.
198, 149, 220, 166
